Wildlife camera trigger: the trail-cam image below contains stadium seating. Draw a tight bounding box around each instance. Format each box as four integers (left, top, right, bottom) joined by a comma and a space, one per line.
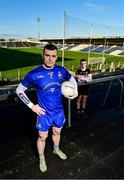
118, 51, 124, 56
0, 40, 41, 48
105, 45, 123, 55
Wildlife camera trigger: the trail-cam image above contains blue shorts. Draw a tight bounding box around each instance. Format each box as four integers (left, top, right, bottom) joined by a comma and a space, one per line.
36, 111, 66, 132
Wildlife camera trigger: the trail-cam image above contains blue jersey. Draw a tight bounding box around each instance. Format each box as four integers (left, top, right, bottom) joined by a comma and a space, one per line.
21, 64, 71, 115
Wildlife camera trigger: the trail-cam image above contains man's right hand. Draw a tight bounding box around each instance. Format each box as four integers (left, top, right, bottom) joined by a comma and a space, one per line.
64, 92, 78, 100
31, 104, 46, 116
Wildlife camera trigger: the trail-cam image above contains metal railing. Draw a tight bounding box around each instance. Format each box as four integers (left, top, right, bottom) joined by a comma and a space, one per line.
1, 74, 124, 127
67, 74, 124, 127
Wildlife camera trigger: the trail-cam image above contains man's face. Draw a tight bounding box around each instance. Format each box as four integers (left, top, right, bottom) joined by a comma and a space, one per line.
80, 61, 87, 69
43, 49, 58, 68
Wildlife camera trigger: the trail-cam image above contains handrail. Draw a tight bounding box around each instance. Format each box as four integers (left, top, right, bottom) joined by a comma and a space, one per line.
77, 74, 124, 86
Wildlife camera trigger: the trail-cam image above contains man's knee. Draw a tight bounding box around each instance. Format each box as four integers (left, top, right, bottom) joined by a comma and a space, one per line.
52, 127, 61, 135
38, 133, 48, 141
83, 95, 87, 103
77, 95, 82, 102
38, 135, 47, 141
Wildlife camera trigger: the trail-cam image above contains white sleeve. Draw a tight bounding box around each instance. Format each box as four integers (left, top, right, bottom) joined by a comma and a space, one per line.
69, 75, 78, 95
16, 83, 34, 108
80, 74, 92, 82
87, 74, 92, 82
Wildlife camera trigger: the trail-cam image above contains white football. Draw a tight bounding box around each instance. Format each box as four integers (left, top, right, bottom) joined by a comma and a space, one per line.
61, 81, 75, 97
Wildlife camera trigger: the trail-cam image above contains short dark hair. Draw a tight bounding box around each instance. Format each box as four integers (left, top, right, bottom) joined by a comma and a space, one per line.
43, 43, 58, 54
80, 59, 87, 63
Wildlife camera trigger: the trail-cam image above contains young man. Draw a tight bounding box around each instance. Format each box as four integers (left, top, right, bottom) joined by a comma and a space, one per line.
16, 43, 78, 173
76, 59, 92, 116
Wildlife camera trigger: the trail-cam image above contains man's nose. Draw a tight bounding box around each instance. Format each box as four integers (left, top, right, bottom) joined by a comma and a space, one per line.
49, 56, 53, 61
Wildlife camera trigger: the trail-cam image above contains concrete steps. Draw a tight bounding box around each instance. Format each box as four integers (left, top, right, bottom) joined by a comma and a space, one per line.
0, 104, 124, 178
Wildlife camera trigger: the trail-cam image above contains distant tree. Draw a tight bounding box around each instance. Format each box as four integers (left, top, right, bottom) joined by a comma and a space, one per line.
0, 39, 5, 41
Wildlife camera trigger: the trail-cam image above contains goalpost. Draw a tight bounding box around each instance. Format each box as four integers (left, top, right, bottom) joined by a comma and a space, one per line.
62, 12, 124, 70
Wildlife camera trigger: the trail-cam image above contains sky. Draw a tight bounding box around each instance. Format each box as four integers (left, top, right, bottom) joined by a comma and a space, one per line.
0, 0, 124, 39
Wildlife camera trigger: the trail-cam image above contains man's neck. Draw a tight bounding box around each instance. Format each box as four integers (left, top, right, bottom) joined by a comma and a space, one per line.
42, 63, 54, 69
81, 67, 86, 71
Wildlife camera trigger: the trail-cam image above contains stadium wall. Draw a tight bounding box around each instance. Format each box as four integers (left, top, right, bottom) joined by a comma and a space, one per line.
40, 37, 124, 46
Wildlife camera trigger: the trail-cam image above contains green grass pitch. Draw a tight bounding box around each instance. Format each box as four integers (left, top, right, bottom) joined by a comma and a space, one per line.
0, 47, 124, 79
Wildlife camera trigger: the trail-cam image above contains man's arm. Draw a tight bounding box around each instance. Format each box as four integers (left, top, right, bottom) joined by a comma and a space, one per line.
16, 83, 46, 115
16, 83, 34, 108
80, 73, 92, 82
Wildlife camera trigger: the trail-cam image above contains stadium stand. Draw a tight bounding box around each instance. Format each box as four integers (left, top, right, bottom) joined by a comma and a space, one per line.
56, 44, 63, 49
40, 37, 124, 56
118, 51, 124, 56
105, 45, 124, 55
65, 44, 76, 50
68, 44, 89, 51
59, 43, 124, 56
90, 45, 104, 53
90, 45, 107, 53
60, 44, 69, 50
80, 45, 93, 52
0, 40, 41, 48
